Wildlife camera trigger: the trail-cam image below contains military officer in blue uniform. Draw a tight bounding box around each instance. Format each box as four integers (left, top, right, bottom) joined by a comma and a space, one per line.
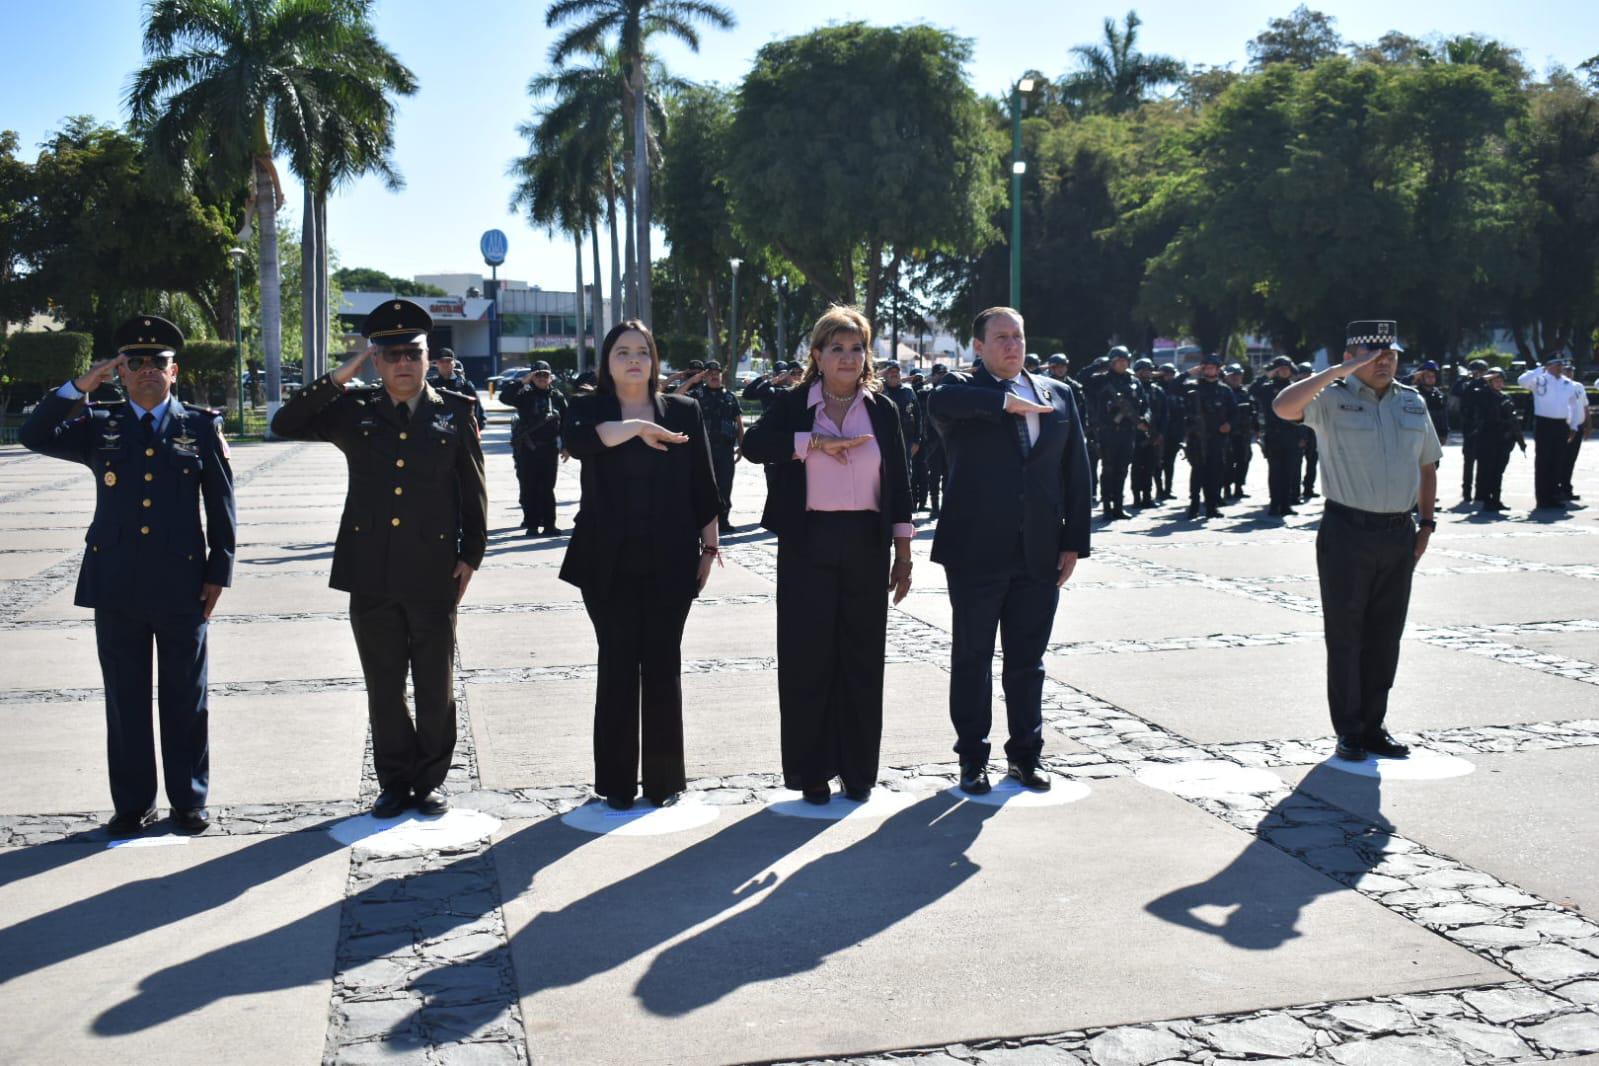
271, 299, 487, 819
19, 314, 236, 836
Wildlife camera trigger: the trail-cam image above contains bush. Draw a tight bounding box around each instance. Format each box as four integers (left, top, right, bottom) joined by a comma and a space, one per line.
657, 333, 709, 368
523, 346, 594, 376
2, 331, 94, 410
1464, 346, 1515, 370
179, 340, 238, 376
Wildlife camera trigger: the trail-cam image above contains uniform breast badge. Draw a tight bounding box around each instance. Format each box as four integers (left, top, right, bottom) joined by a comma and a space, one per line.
104, 470, 117, 487
173, 434, 198, 456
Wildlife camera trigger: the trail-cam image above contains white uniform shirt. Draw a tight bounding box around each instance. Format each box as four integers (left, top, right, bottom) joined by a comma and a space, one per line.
1517, 369, 1585, 429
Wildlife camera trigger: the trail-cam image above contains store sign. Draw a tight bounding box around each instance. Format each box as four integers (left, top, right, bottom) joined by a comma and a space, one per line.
429, 298, 468, 319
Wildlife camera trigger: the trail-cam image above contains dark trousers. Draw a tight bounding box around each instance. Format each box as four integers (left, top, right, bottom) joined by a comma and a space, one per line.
925, 449, 945, 512
94, 606, 210, 816
1159, 433, 1182, 494
516, 440, 559, 529
1302, 435, 1318, 494
775, 512, 887, 791
1099, 434, 1134, 507
1534, 416, 1567, 506
1561, 429, 1583, 498
1265, 436, 1302, 510
1131, 440, 1158, 501
349, 594, 458, 794
710, 440, 736, 520
1229, 435, 1252, 491
911, 447, 929, 508
582, 573, 693, 801
947, 550, 1058, 768
1316, 504, 1416, 740
1187, 438, 1227, 508
1461, 436, 1478, 499
1477, 439, 1512, 503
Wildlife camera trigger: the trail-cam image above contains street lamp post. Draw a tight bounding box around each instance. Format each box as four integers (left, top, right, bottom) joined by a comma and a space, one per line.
228, 247, 246, 429
774, 276, 787, 363
1009, 76, 1036, 309
728, 257, 743, 372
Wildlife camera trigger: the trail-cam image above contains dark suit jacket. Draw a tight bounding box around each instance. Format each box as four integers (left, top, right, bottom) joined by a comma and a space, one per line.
740, 384, 913, 549
928, 365, 1092, 580
558, 392, 721, 600
271, 375, 487, 601
20, 392, 236, 612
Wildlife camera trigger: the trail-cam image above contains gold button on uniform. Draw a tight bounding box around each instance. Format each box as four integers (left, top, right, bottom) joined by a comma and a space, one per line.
399, 431, 408, 440
144, 473, 154, 482
395, 459, 405, 468
142, 498, 152, 508
393, 486, 403, 496
391, 517, 401, 527
145, 448, 155, 457
140, 526, 150, 535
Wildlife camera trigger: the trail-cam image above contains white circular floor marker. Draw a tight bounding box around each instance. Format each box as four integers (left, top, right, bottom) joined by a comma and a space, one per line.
328, 808, 501, 855
561, 796, 721, 836
1136, 760, 1285, 799
1321, 748, 1475, 780
764, 787, 920, 820
941, 776, 1092, 808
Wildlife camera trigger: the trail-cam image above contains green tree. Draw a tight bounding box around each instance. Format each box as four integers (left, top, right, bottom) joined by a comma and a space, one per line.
1058, 11, 1186, 115
0, 131, 32, 334
332, 268, 446, 297
724, 23, 1002, 329
1247, 6, 1343, 70
544, 0, 736, 330
510, 125, 599, 367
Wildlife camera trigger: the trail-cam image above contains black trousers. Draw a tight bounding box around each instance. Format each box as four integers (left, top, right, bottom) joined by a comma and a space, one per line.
516, 440, 559, 529
1561, 428, 1583, 498
1187, 437, 1227, 508
1533, 416, 1568, 506
911, 447, 929, 508
925, 449, 945, 511
349, 594, 458, 794
1159, 433, 1182, 494
775, 512, 887, 792
1131, 439, 1158, 501
94, 605, 210, 816
709, 440, 736, 520
1460, 435, 1478, 498
1099, 433, 1134, 507
1316, 504, 1416, 740
947, 547, 1058, 768
1477, 438, 1512, 503
1264, 436, 1302, 510
583, 572, 693, 801
1229, 435, 1252, 491
1302, 434, 1318, 494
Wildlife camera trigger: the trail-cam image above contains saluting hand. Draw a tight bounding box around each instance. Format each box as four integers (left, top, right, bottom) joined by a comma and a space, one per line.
1003, 393, 1052, 416
332, 346, 374, 386
73, 354, 126, 394
810, 434, 873, 463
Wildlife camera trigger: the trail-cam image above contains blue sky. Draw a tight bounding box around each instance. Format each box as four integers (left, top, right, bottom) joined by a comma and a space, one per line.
4, 0, 1595, 292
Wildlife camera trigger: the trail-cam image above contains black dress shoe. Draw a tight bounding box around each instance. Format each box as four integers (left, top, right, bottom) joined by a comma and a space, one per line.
413, 789, 450, 816
718, 519, 737, 534
801, 784, 831, 805
645, 792, 680, 808
1334, 736, 1367, 762
958, 765, 991, 795
107, 807, 159, 838
1007, 762, 1053, 791
1206, 506, 1223, 518
1281, 506, 1298, 516
172, 807, 211, 834
372, 786, 411, 819
1186, 503, 1201, 519
605, 794, 635, 811
843, 785, 873, 802
523, 526, 540, 537
1364, 731, 1411, 759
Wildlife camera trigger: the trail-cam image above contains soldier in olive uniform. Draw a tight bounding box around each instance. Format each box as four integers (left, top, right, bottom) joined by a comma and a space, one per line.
1471, 368, 1525, 512
689, 360, 744, 533
1223, 363, 1255, 500
500, 360, 568, 535
1184, 353, 1237, 519
20, 314, 236, 837
271, 299, 487, 819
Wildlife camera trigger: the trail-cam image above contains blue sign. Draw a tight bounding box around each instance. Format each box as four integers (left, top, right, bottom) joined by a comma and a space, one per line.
480, 229, 508, 267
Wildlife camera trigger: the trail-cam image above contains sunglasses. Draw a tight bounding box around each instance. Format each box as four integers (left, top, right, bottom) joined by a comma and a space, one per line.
378, 348, 425, 363
124, 354, 174, 371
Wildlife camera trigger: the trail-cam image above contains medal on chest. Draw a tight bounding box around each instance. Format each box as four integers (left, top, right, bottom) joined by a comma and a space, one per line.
103, 470, 117, 487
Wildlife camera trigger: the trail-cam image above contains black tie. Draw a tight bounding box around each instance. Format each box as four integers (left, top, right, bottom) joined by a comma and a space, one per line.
396, 402, 410, 425
140, 412, 155, 443
1008, 380, 1033, 458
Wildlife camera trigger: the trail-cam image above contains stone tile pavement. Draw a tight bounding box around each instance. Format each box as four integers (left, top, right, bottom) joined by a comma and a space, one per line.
1, 410, 1597, 1065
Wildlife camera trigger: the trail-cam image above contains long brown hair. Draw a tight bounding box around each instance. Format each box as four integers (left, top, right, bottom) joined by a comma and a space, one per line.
596, 320, 660, 397
800, 305, 878, 391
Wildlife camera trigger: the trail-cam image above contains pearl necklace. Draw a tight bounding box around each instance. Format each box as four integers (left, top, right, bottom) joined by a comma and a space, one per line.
822, 387, 858, 404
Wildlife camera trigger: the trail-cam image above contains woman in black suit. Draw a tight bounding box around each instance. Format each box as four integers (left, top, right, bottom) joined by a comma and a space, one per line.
560, 321, 722, 809
741, 306, 915, 804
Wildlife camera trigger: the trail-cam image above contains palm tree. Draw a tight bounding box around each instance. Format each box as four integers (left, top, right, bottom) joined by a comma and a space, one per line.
511, 133, 600, 370
129, 0, 410, 407
1059, 10, 1186, 115
544, 0, 736, 329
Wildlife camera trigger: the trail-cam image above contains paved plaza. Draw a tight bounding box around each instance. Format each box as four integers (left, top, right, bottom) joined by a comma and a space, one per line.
2, 399, 1598, 1066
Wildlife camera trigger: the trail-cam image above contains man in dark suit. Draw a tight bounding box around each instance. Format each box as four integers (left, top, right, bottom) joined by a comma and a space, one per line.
20, 313, 236, 836
272, 299, 487, 819
928, 307, 1093, 794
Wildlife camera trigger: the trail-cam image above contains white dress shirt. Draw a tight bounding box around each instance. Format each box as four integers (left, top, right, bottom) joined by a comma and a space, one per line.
1517, 368, 1585, 429
992, 370, 1043, 445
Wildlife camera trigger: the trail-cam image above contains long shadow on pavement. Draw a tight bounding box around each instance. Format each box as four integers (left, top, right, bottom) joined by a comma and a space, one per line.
1145, 765, 1386, 950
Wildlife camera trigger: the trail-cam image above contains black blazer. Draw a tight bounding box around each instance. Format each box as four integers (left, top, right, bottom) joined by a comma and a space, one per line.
927, 365, 1092, 581
559, 392, 721, 600
740, 383, 914, 548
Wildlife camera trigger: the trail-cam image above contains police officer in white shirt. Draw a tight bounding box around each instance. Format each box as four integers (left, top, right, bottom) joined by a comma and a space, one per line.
1517, 355, 1586, 509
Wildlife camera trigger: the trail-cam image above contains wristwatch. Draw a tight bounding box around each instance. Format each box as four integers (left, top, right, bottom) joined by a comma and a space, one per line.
1417, 518, 1436, 530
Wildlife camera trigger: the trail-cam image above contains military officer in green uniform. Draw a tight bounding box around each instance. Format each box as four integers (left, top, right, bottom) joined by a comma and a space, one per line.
1273, 320, 1442, 763
271, 299, 487, 818
20, 314, 236, 836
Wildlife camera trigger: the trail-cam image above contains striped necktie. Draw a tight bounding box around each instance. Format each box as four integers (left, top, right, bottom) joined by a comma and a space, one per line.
1008, 379, 1033, 458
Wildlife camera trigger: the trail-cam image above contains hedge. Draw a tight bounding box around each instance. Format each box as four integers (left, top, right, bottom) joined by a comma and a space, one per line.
657, 333, 710, 368
4, 331, 93, 385
179, 340, 238, 376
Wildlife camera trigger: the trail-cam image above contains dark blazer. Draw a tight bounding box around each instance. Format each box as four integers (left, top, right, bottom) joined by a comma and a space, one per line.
20, 392, 236, 612
928, 365, 1092, 581
740, 383, 914, 548
271, 375, 487, 601
559, 392, 721, 600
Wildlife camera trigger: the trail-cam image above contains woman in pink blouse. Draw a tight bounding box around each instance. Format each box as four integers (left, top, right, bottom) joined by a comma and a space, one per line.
741, 306, 915, 803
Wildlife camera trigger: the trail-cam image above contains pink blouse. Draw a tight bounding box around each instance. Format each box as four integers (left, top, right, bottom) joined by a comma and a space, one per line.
793, 382, 916, 540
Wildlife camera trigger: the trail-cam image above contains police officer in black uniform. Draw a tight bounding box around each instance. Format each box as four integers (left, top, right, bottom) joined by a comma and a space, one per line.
20, 314, 236, 836
1157, 363, 1183, 499
1471, 367, 1525, 512
271, 299, 487, 819
426, 347, 486, 430
1453, 359, 1489, 503
1184, 352, 1237, 519
742, 360, 797, 414
1255, 356, 1302, 516
879, 359, 922, 481
1413, 361, 1449, 475
1130, 358, 1168, 508
689, 360, 744, 534
1223, 363, 1255, 500
1295, 362, 1319, 501
918, 363, 949, 515
1093, 347, 1149, 520
499, 360, 569, 535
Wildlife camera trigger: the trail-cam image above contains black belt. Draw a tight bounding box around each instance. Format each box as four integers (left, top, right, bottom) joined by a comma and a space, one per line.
1324, 499, 1413, 530
1534, 415, 1569, 423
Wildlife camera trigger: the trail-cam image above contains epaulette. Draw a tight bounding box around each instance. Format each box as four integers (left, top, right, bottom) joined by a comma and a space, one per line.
1392, 381, 1420, 395
436, 387, 474, 406
183, 401, 223, 418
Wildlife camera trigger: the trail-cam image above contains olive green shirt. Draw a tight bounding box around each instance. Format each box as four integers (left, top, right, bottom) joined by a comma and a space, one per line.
1301, 378, 1443, 514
